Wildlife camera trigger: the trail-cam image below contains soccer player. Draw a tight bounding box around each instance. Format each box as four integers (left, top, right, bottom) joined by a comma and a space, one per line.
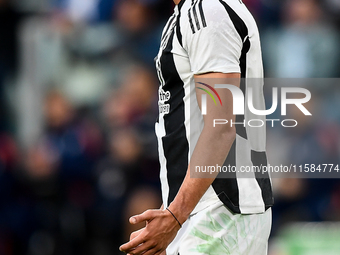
120, 0, 273, 254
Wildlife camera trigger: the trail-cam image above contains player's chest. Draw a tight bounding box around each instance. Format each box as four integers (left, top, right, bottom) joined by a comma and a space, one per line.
155, 14, 191, 85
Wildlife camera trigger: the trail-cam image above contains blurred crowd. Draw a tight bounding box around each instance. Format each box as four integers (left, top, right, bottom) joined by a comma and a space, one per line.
0, 0, 339, 254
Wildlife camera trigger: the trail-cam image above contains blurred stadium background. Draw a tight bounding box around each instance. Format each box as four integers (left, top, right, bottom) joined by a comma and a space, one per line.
0, 0, 340, 254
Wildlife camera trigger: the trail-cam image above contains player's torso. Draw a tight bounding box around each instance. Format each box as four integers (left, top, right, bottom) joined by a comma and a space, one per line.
155, 0, 263, 120
155, 0, 271, 213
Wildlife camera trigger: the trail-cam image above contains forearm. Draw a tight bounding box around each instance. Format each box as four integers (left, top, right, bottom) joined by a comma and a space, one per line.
168, 127, 235, 224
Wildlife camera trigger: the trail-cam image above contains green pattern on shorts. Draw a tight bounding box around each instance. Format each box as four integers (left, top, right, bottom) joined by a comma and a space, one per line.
190, 212, 251, 255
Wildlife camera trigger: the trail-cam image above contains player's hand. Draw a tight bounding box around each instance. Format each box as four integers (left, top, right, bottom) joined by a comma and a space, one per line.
119, 209, 180, 255
129, 227, 145, 241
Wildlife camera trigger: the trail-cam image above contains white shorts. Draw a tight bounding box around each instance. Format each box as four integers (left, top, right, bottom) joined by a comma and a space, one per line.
166, 201, 272, 255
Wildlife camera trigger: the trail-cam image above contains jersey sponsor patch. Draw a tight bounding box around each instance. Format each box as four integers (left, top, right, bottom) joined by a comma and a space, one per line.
159, 88, 171, 115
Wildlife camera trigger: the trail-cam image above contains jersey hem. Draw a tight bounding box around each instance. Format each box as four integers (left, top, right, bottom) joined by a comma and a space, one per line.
193, 67, 241, 75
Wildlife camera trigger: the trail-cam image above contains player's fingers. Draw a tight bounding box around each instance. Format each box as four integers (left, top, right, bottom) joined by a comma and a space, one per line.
142, 247, 163, 255
130, 228, 145, 241
119, 234, 145, 253
125, 240, 157, 255
129, 209, 158, 224
155, 250, 165, 255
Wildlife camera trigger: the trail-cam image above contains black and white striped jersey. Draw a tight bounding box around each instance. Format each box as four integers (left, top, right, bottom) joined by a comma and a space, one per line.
155, 0, 273, 214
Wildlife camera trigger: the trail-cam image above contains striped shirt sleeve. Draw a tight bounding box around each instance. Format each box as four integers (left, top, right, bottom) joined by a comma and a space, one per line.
184, 1, 243, 75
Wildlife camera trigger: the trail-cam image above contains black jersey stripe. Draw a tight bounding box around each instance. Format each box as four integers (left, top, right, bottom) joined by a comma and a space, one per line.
235, 80, 247, 139
158, 16, 178, 86
219, 0, 249, 139
219, 0, 273, 209
198, 0, 207, 27
160, 27, 189, 206
212, 141, 241, 214
192, 0, 201, 30
251, 150, 274, 210
178, 0, 185, 9
240, 36, 250, 77
188, 10, 196, 34
235, 37, 250, 139
218, 0, 249, 41
216, 0, 272, 213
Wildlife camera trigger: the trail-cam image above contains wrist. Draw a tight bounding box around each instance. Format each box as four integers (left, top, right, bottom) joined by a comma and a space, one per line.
167, 201, 191, 226
165, 208, 182, 228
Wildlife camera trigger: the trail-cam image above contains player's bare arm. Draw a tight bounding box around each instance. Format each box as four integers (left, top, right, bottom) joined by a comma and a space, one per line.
119, 72, 240, 255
